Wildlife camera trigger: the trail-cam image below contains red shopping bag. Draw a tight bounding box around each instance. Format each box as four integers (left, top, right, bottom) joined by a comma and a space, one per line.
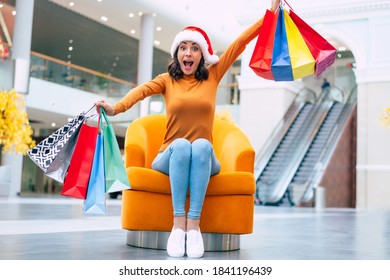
249, 9, 279, 80
61, 121, 99, 199
289, 9, 336, 77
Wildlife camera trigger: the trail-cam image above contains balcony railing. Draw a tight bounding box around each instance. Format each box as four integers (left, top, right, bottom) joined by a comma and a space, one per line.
30, 51, 136, 98
28, 51, 240, 117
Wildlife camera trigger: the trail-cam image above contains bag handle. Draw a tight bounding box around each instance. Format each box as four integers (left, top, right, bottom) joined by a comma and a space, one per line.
84, 104, 96, 115
270, 1, 292, 15
99, 107, 111, 130
281, 0, 293, 11
83, 104, 99, 122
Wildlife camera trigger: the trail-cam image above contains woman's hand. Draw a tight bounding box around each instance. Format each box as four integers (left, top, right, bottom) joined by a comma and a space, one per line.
270, 0, 281, 12
95, 100, 116, 116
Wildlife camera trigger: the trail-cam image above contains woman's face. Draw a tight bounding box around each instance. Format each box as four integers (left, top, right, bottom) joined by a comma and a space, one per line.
177, 41, 202, 76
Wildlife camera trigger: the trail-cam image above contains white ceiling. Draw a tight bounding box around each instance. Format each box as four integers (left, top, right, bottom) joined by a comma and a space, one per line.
49, 0, 283, 55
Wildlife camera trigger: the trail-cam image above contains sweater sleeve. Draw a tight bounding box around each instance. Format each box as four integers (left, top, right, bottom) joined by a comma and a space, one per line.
212, 15, 265, 81
113, 74, 166, 115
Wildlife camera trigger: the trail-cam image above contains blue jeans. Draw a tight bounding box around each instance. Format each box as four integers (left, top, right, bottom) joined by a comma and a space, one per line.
152, 138, 221, 219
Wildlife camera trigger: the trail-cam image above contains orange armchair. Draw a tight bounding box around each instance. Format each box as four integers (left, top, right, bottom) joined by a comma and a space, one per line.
122, 114, 256, 251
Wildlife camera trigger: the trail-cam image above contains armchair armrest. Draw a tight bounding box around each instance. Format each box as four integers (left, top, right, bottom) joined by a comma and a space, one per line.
216, 129, 255, 173
124, 114, 167, 169
124, 122, 147, 168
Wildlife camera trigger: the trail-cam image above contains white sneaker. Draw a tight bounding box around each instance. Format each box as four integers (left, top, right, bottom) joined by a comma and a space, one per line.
186, 229, 204, 258
167, 227, 186, 258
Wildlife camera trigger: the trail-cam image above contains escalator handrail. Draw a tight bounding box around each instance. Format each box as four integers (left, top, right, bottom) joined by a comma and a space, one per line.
300, 85, 358, 202
255, 88, 318, 180
254, 101, 304, 179
260, 89, 339, 203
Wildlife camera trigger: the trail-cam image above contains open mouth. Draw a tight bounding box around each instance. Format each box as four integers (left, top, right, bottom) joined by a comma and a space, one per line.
183, 61, 193, 67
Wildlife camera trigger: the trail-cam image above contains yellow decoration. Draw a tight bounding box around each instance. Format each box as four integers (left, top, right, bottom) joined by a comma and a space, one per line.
0, 89, 35, 154
215, 107, 236, 126
379, 107, 390, 128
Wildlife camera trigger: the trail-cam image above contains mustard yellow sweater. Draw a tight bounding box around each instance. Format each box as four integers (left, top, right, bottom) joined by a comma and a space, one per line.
113, 17, 264, 152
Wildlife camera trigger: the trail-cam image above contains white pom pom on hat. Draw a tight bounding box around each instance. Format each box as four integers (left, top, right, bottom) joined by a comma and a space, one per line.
170, 26, 219, 65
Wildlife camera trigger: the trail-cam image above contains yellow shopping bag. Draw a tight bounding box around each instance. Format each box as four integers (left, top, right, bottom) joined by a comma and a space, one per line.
284, 9, 315, 80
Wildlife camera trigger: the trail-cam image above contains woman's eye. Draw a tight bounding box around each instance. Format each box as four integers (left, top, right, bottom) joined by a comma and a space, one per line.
192, 47, 199, 51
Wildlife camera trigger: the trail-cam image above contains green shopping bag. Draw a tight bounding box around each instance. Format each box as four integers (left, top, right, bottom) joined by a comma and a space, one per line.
100, 108, 131, 193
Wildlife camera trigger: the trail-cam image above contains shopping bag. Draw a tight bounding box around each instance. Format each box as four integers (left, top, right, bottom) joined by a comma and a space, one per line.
27, 110, 87, 183
249, 9, 279, 80
283, 9, 315, 80
100, 108, 130, 193
83, 133, 106, 214
289, 9, 336, 77
271, 8, 293, 81
61, 120, 99, 199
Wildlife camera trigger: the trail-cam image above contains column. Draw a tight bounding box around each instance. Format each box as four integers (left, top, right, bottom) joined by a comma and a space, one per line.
12, 0, 34, 94
137, 13, 154, 116
4, 0, 35, 198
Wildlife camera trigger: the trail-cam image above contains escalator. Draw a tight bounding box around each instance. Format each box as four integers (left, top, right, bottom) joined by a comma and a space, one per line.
255, 102, 314, 204
287, 102, 344, 204
290, 86, 357, 204
255, 86, 357, 206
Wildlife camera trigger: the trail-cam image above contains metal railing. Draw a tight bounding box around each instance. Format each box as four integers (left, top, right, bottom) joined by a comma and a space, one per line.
256, 87, 341, 204
298, 85, 357, 203
254, 88, 317, 180
28, 50, 240, 114
30, 51, 135, 98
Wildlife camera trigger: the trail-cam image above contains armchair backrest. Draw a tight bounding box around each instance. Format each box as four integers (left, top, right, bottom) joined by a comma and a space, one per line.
125, 114, 255, 173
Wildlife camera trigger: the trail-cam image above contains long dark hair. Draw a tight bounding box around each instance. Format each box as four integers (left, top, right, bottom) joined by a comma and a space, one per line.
168, 48, 209, 81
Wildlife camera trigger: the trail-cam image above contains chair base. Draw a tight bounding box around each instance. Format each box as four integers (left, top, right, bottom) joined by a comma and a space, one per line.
126, 230, 240, 252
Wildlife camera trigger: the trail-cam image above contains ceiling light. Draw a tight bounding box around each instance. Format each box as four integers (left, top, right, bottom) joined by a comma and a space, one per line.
51, 123, 56, 127
68, 46, 73, 51
69, 39, 73, 44
156, 26, 162, 31
67, 54, 72, 58
138, 12, 143, 16
101, 16, 108, 22
69, 2, 74, 7
154, 40, 160, 46
97, 0, 103, 2
130, 29, 136, 34
112, 63, 117, 67
128, 13, 134, 18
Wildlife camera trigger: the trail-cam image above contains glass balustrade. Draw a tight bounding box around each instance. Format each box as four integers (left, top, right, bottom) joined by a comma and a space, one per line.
30, 51, 134, 99
1, 47, 240, 116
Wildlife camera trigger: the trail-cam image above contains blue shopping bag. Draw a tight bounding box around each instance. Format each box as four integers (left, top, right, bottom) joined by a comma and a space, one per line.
271, 8, 293, 81
83, 132, 106, 214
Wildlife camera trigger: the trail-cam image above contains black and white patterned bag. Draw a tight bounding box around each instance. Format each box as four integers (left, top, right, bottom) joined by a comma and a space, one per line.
28, 106, 94, 183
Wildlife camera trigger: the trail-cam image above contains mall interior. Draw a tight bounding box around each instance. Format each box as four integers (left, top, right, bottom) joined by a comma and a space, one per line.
1, 0, 390, 261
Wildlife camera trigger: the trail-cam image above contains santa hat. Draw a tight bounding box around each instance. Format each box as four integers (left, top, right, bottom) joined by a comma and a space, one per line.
171, 26, 219, 65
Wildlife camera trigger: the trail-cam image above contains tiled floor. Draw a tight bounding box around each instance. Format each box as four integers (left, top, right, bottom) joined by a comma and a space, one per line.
0, 195, 389, 260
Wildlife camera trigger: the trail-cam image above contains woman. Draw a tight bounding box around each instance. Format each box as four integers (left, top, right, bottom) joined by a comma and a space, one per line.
96, 0, 280, 258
